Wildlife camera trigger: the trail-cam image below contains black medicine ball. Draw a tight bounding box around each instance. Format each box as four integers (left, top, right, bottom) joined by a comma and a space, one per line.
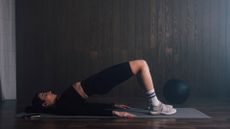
163, 79, 190, 104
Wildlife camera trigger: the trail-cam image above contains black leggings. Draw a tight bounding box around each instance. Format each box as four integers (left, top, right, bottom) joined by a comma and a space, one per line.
81, 62, 134, 96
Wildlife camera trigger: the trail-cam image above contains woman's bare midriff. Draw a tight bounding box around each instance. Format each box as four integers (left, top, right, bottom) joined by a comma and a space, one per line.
72, 81, 88, 99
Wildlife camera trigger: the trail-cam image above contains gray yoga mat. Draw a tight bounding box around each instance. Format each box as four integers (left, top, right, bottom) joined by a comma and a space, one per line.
17, 108, 210, 119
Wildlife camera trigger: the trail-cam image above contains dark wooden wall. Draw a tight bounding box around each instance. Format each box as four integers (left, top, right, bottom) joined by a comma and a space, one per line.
150, 0, 230, 99
16, 0, 230, 110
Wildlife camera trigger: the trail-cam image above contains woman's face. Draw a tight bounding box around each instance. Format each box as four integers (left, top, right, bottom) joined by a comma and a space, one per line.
38, 91, 57, 107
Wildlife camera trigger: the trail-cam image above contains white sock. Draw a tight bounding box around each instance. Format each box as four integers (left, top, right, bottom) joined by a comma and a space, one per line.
146, 89, 160, 106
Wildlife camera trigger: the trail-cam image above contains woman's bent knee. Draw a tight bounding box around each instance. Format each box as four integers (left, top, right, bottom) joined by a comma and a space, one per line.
129, 59, 147, 74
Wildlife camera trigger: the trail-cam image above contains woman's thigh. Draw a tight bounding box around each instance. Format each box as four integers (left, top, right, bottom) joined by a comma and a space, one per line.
81, 61, 134, 95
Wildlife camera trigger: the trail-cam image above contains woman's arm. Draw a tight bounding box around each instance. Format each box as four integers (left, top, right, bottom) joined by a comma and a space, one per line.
81, 103, 136, 118
80, 102, 114, 116
114, 104, 130, 109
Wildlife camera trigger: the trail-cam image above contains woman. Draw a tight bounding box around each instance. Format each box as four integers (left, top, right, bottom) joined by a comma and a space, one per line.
30, 59, 176, 118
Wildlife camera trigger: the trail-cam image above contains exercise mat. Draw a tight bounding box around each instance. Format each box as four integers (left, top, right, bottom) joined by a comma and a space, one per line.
16, 108, 210, 119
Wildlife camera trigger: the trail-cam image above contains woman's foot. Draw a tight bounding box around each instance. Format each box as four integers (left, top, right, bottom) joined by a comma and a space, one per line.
147, 102, 173, 110
149, 102, 176, 115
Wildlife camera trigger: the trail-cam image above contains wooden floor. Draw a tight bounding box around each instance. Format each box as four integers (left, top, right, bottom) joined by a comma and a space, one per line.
1, 99, 230, 129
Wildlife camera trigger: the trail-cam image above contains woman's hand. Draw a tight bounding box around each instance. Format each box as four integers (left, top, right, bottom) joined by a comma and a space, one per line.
112, 111, 136, 118
114, 104, 131, 109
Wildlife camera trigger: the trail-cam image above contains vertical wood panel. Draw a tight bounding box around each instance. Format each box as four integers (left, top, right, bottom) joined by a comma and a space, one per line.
216, 0, 228, 98
225, 0, 230, 97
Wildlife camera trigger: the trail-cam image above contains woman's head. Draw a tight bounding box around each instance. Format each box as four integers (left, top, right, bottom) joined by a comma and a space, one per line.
32, 91, 57, 110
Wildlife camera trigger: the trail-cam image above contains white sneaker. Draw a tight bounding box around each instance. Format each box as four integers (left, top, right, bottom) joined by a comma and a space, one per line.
147, 102, 173, 110
149, 103, 177, 115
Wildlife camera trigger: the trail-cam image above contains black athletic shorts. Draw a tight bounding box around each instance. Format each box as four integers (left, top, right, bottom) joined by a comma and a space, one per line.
81, 62, 134, 96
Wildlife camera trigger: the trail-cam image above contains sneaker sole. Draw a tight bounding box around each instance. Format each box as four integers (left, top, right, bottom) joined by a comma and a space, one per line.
150, 108, 177, 115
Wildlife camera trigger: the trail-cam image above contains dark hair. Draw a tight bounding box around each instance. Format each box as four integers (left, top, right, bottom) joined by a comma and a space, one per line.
25, 92, 46, 113
32, 93, 44, 110
26, 92, 56, 113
